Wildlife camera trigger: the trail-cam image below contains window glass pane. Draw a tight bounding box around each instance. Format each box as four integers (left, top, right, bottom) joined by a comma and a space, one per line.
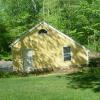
63, 47, 70, 53
64, 54, 71, 61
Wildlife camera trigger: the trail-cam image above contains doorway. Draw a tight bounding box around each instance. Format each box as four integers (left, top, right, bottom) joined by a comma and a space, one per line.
23, 49, 34, 72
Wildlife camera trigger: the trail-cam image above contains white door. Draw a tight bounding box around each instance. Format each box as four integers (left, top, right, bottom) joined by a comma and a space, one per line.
23, 49, 34, 72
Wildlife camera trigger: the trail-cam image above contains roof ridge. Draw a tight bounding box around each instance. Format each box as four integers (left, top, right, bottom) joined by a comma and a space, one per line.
10, 21, 88, 51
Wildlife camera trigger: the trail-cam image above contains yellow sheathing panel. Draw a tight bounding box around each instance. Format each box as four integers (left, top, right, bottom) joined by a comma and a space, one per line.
12, 42, 23, 71
12, 23, 88, 71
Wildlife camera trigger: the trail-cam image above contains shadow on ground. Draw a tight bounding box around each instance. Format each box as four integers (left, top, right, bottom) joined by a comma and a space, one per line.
65, 71, 100, 92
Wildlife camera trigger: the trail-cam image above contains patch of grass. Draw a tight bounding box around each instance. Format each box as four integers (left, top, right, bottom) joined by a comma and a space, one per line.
66, 71, 100, 92
0, 74, 100, 100
0, 67, 53, 78
0, 71, 10, 78
0, 71, 29, 78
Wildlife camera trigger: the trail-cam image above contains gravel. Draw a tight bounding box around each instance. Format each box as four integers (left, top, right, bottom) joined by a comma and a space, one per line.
0, 61, 13, 72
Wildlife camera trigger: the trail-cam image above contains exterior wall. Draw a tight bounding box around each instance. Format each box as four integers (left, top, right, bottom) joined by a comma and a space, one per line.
12, 24, 88, 71
12, 42, 23, 71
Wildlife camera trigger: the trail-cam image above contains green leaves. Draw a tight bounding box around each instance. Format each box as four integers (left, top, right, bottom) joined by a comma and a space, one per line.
0, 0, 100, 54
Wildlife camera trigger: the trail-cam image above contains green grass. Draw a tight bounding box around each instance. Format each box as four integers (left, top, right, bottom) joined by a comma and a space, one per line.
0, 73, 100, 100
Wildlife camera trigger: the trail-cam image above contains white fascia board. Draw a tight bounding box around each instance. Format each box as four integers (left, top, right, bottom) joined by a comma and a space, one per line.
10, 22, 44, 47
43, 22, 83, 47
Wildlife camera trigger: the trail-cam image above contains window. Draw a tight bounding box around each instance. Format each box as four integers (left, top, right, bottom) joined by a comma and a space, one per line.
38, 29, 47, 34
63, 47, 71, 61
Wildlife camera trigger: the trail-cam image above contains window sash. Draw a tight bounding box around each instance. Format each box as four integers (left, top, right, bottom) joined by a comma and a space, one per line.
63, 47, 71, 61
